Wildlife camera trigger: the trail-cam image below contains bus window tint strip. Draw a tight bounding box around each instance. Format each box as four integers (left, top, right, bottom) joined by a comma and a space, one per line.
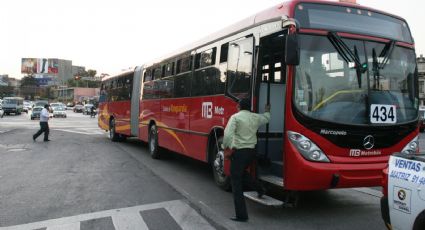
294, 3, 413, 43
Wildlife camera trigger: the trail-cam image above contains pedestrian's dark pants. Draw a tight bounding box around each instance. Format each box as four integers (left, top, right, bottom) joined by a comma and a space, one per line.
33, 121, 49, 141
230, 148, 261, 220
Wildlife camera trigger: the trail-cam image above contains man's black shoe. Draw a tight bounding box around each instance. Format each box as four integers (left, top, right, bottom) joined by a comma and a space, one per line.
44, 139, 51, 142
230, 216, 248, 222
33, 136, 36, 142
257, 185, 266, 198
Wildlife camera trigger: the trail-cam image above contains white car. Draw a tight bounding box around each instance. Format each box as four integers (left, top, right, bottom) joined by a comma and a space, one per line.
381, 153, 425, 230
0, 106, 4, 118
52, 107, 67, 118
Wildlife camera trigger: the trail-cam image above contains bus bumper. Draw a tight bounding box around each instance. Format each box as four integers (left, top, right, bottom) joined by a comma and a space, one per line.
285, 154, 387, 190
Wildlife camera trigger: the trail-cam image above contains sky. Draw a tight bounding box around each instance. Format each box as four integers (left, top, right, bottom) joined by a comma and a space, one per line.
0, 0, 423, 79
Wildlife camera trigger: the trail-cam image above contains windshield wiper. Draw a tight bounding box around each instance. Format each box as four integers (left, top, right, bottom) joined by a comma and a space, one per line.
372, 48, 380, 90
327, 32, 367, 88
378, 40, 395, 69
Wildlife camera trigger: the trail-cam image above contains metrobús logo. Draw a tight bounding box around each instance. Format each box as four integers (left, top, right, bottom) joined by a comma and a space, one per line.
201, 102, 224, 119
349, 149, 382, 157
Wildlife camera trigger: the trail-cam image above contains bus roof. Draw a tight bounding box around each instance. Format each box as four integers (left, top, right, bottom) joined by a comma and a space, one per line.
144, 0, 408, 66
101, 68, 135, 82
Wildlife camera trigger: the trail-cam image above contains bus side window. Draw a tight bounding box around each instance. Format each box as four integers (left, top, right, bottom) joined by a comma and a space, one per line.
153, 66, 162, 80
174, 55, 192, 98
144, 69, 152, 82
192, 48, 219, 96
226, 37, 254, 100
220, 43, 228, 63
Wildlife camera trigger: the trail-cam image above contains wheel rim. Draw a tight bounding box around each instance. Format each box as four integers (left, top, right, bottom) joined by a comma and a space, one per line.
213, 149, 226, 182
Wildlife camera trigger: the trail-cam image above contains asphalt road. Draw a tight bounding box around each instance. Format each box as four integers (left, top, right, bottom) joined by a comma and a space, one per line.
2, 110, 419, 229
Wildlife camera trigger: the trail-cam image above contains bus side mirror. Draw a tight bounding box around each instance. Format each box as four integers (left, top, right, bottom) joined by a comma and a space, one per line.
285, 34, 300, 66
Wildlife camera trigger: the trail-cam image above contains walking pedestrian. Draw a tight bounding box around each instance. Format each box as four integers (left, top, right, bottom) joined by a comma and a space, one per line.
222, 98, 271, 222
33, 104, 50, 142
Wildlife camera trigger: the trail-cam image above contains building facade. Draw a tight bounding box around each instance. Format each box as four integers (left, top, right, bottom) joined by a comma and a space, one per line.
56, 87, 99, 104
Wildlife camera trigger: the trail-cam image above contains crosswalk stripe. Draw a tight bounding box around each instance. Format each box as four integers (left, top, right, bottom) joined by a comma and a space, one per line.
166, 201, 215, 230
52, 129, 104, 135
112, 212, 148, 230
47, 222, 80, 230
0, 200, 212, 230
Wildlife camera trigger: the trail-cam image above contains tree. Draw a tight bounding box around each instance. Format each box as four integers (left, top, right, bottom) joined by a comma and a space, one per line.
19, 76, 39, 100
20, 76, 38, 87
87, 69, 97, 78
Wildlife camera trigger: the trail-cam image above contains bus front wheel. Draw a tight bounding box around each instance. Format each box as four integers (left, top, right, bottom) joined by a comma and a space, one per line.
149, 125, 160, 159
212, 137, 231, 191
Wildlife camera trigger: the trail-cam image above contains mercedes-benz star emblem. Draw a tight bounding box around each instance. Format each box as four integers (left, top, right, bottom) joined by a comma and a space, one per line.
363, 135, 374, 150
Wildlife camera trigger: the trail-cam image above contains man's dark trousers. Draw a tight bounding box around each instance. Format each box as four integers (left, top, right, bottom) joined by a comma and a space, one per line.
33, 121, 49, 141
230, 148, 261, 220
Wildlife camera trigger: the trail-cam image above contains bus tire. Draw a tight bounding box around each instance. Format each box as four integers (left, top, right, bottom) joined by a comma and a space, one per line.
212, 137, 231, 191
109, 119, 119, 142
413, 210, 425, 230
148, 124, 160, 159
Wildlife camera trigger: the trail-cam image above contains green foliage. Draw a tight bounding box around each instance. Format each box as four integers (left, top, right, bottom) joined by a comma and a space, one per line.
20, 76, 38, 87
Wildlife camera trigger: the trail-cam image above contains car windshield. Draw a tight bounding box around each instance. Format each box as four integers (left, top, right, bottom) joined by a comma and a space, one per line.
293, 34, 417, 125
33, 108, 43, 111
55, 107, 65, 111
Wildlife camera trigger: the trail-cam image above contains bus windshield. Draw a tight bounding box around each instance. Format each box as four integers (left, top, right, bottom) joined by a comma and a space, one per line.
293, 34, 417, 125
3, 99, 18, 104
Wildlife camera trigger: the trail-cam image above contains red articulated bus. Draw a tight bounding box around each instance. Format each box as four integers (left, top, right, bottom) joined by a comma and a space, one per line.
99, 0, 419, 205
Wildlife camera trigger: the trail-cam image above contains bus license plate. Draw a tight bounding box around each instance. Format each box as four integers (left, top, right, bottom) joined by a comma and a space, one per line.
370, 104, 396, 124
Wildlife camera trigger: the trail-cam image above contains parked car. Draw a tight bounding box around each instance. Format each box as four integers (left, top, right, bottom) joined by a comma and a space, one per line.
53, 107, 67, 118
0, 105, 4, 118
73, 104, 84, 113
50, 103, 63, 112
23, 101, 32, 113
83, 104, 94, 115
34, 100, 51, 112
31, 106, 43, 120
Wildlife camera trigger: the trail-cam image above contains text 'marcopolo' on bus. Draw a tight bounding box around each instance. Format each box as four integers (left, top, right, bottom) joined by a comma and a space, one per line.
98, 0, 418, 206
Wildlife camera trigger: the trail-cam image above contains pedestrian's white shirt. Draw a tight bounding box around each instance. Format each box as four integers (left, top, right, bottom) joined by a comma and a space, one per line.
40, 108, 49, 122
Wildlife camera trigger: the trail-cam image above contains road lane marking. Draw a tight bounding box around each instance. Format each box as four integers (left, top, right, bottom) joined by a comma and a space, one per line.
0, 200, 213, 230
352, 187, 382, 198
52, 129, 105, 135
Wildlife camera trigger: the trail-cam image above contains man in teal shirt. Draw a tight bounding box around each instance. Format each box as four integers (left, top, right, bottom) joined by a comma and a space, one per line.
222, 98, 270, 222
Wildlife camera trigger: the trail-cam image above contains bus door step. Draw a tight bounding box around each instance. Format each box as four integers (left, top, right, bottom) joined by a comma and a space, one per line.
259, 174, 284, 187
243, 191, 284, 207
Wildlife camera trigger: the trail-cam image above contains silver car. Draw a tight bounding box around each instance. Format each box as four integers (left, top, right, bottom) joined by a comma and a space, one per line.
53, 107, 67, 118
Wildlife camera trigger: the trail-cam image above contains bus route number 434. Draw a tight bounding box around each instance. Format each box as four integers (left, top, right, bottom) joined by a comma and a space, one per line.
370, 104, 396, 124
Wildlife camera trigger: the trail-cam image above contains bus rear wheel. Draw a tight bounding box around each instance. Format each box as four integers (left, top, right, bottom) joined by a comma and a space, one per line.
148, 124, 160, 159
212, 137, 231, 191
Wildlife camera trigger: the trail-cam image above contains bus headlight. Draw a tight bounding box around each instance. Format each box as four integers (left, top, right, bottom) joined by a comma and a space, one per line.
288, 131, 330, 162
401, 136, 419, 154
